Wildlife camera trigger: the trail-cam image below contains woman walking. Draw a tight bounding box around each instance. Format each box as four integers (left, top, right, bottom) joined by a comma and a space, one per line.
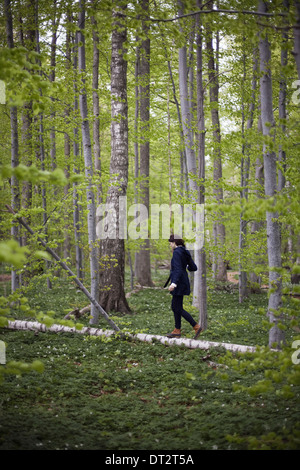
166, 235, 202, 339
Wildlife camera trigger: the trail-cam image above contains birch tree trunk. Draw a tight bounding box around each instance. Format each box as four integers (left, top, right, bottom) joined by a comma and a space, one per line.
5, 0, 20, 293
6, 320, 256, 354
258, 0, 285, 349
135, 0, 153, 287
78, 0, 99, 323
98, 1, 131, 314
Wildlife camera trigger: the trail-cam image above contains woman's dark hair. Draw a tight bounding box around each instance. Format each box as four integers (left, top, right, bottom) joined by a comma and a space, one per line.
168, 234, 185, 247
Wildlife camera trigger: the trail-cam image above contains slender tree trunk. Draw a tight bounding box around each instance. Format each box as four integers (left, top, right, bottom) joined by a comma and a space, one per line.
5, 0, 20, 292
72, 26, 84, 280
19, 3, 35, 264
91, 6, 102, 293
293, 0, 300, 78
258, 0, 285, 349
177, 1, 198, 201
98, 1, 131, 314
135, 0, 153, 287
278, 0, 289, 192
34, 0, 52, 289
63, 11, 71, 261
239, 45, 258, 302
78, 0, 99, 323
206, 3, 227, 282
91, 8, 102, 204
193, 1, 207, 331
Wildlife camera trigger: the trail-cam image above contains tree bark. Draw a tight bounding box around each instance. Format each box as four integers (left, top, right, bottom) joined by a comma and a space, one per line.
258, 0, 285, 349
98, 1, 131, 313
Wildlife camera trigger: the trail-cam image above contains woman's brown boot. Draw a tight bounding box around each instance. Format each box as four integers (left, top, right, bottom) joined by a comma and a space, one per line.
193, 324, 202, 339
166, 328, 181, 338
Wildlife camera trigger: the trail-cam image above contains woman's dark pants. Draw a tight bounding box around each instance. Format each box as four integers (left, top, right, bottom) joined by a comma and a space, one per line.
171, 295, 197, 329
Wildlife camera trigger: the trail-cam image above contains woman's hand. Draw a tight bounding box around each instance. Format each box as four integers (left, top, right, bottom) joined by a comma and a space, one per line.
168, 283, 177, 292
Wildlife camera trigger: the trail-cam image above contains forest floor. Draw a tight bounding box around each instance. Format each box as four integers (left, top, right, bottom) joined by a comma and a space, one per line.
0, 270, 299, 452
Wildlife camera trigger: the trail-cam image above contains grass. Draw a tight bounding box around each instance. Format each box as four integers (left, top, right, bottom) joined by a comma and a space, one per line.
0, 270, 299, 450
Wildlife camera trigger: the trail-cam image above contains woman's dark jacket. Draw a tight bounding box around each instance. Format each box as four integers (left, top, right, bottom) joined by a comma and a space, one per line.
170, 246, 197, 296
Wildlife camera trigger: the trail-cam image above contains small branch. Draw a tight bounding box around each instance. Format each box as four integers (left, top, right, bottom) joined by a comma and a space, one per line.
119, 8, 288, 24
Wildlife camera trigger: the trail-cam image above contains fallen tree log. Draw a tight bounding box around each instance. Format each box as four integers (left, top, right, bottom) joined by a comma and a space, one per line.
5, 320, 257, 353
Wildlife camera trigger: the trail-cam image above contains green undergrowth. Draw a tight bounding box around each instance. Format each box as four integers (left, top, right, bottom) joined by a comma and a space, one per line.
0, 272, 299, 450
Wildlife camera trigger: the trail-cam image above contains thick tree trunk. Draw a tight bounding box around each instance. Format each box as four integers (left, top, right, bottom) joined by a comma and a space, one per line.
98, 1, 131, 314
259, 0, 285, 349
135, 0, 153, 287
78, 0, 99, 323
